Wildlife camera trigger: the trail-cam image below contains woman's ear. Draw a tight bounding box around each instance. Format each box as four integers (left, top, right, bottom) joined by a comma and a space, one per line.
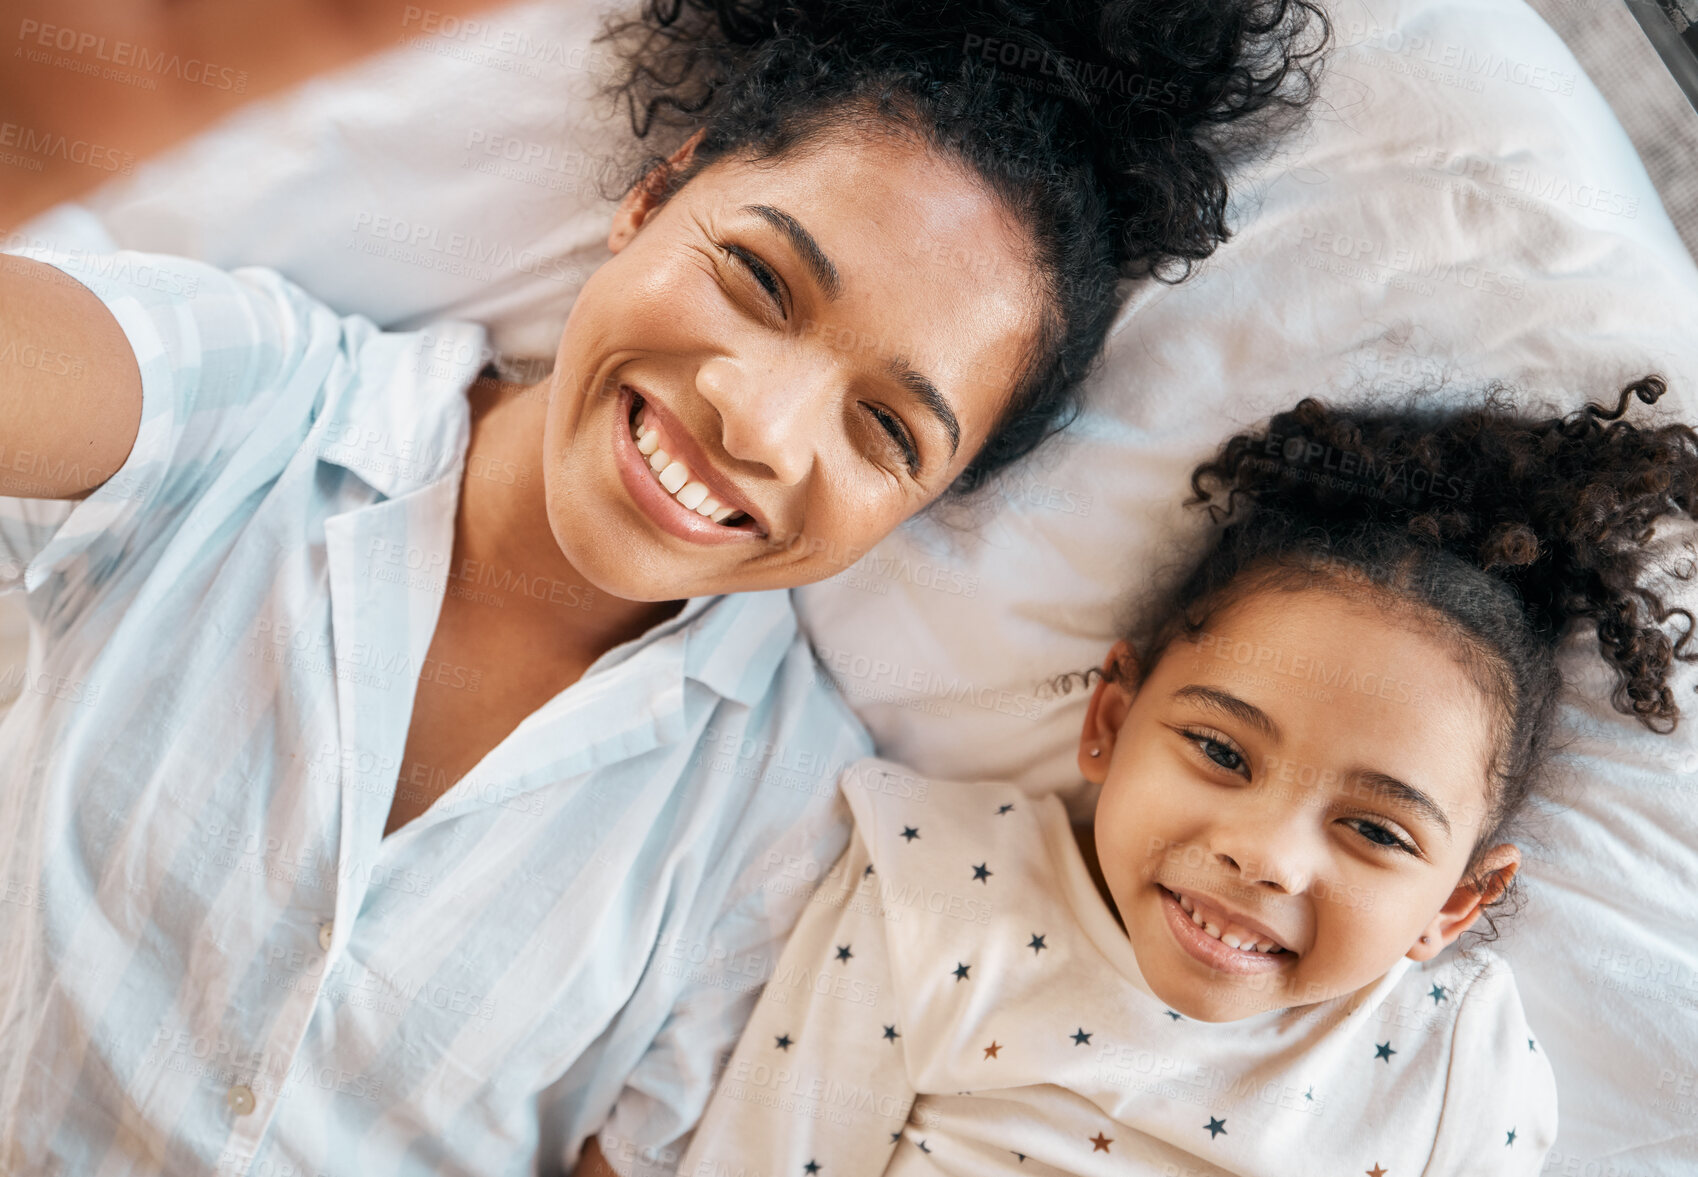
1404, 843, 1520, 961
608, 128, 707, 252
1078, 640, 1139, 784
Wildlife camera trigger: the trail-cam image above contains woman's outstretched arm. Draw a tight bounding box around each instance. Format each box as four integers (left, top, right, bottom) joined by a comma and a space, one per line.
0, 254, 141, 499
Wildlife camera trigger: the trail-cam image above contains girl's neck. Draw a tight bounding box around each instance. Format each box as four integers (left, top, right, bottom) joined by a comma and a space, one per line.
451, 376, 684, 659
1073, 818, 1128, 934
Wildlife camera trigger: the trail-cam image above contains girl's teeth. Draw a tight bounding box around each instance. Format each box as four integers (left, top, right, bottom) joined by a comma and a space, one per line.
637, 429, 660, 456
710, 506, 735, 524
677, 481, 710, 510
647, 449, 671, 473
1176, 889, 1283, 953
696, 497, 720, 517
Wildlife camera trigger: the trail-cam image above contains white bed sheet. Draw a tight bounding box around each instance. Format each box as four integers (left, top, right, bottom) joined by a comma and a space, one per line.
4, 0, 1697, 1169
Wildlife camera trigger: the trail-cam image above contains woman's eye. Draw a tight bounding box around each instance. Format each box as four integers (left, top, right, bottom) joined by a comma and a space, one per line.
717, 242, 784, 314
865, 404, 920, 475
1350, 819, 1415, 854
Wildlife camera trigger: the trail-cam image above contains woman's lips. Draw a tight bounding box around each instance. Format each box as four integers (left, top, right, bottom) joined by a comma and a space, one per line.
612, 385, 762, 547
1158, 885, 1291, 976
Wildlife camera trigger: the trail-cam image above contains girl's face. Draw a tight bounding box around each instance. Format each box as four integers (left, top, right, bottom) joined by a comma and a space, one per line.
1078, 586, 1521, 1023
538, 125, 1043, 602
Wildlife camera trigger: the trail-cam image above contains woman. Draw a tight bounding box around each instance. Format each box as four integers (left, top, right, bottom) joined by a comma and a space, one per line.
0, 1, 1325, 1173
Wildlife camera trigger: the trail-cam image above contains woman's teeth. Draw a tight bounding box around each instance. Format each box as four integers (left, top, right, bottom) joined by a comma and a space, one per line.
1176, 891, 1286, 954
632, 411, 743, 525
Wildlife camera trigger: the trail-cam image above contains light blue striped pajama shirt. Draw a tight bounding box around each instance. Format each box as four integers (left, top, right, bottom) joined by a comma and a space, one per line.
0, 244, 871, 1177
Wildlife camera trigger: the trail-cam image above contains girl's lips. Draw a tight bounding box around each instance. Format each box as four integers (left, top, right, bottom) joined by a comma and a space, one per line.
613, 385, 762, 547
1158, 885, 1291, 976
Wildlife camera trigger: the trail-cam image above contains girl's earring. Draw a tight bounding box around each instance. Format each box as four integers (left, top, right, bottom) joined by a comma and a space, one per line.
1089, 747, 1101, 758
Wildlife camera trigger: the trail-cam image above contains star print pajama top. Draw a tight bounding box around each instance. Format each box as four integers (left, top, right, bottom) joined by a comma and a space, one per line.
678, 758, 1558, 1176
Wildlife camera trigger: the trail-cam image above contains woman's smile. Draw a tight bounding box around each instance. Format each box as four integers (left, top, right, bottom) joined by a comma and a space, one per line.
613, 383, 768, 546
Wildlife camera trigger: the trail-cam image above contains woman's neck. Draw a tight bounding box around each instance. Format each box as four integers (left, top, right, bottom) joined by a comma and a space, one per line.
451, 376, 684, 659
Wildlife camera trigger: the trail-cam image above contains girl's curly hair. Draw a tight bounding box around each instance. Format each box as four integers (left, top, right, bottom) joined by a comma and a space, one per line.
593, 0, 1329, 497
1117, 376, 1698, 941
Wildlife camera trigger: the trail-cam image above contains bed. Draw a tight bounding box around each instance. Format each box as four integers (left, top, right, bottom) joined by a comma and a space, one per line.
3, 0, 1696, 1170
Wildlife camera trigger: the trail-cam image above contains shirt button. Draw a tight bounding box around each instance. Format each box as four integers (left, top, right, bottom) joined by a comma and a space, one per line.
226, 1085, 256, 1116
317, 921, 334, 952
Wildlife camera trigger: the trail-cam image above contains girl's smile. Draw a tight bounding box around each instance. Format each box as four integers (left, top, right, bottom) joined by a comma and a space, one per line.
1157, 884, 1293, 975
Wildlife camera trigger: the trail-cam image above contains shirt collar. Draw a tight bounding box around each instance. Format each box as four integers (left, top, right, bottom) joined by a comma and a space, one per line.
596, 590, 800, 710
315, 321, 486, 499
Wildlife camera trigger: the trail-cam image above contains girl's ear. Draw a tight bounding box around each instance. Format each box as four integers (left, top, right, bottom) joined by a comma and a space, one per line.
609, 128, 706, 252
1404, 843, 1520, 961
1078, 640, 1139, 785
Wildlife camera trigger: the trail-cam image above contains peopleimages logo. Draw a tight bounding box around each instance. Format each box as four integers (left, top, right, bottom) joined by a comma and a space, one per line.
15, 19, 249, 91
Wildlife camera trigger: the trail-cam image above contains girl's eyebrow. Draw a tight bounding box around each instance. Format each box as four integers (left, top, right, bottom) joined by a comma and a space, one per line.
1171, 684, 1279, 739
1353, 771, 1453, 839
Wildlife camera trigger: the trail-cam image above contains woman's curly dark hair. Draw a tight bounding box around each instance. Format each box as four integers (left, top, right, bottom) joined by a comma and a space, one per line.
1112, 376, 1698, 941
592, 0, 1329, 497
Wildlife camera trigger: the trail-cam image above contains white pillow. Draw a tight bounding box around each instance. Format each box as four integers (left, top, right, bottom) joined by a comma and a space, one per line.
6, 0, 1697, 1167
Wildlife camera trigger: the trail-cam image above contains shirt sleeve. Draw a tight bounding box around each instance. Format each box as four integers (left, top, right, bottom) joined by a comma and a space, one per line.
658, 824, 914, 1177
0, 245, 347, 607
1423, 952, 1559, 1176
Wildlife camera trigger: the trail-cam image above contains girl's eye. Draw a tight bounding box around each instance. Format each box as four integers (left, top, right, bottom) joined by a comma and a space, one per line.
1181, 729, 1247, 776
1348, 818, 1417, 855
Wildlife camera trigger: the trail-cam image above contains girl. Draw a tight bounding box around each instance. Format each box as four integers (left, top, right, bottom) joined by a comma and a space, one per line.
0, 3, 1326, 1175
679, 378, 1698, 1175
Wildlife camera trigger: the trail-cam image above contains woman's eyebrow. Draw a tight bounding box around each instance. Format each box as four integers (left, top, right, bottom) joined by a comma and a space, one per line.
742, 203, 842, 300
743, 202, 962, 459
1354, 771, 1454, 839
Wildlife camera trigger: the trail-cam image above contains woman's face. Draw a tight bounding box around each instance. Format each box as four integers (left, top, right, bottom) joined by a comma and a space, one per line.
1078, 586, 1520, 1023
540, 125, 1043, 602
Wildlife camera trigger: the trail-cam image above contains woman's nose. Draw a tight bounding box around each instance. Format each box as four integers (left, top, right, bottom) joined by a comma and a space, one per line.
694, 353, 829, 486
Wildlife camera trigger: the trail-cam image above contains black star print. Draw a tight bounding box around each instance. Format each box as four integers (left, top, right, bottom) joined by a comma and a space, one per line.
835, 944, 853, 963
1071, 1028, 1092, 1046
775, 1034, 793, 1051
917, 1139, 932, 1154
1164, 1009, 1182, 1021
1528, 1038, 1537, 1052
889, 1131, 902, 1144
997, 803, 1015, 815
1428, 983, 1449, 1004
863, 864, 875, 878
1012, 1154, 1026, 1163
883, 1024, 900, 1042
803, 1163, 820, 1175
1374, 1041, 1396, 1063
1027, 933, 1047, 954
972, 863, 993, 883
1506, 1127, 1517, 1147
1304, 1086, 1314, 1102
953, 962, 971, 982
1204, 1116, 1227, 1139
900, 826, 920, 842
